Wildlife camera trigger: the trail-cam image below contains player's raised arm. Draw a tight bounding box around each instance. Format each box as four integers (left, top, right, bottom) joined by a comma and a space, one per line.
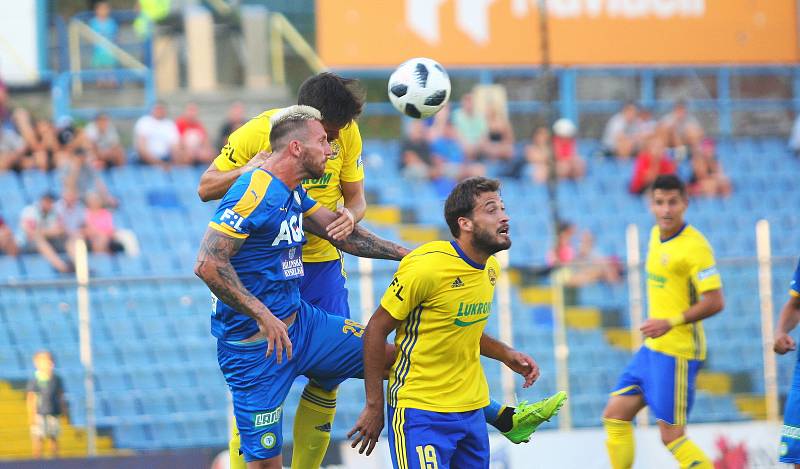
480, 334, 540, 388
194, 228, 292, 363
197, 150, 271, 201
348, 305, 399, 455
304, 205, 410, 260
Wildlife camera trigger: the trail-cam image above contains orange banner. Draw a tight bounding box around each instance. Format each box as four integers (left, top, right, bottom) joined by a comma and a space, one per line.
316, 0, 798, 67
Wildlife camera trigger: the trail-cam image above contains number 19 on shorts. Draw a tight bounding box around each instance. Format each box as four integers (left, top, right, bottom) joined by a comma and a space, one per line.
415, 445, 438, 469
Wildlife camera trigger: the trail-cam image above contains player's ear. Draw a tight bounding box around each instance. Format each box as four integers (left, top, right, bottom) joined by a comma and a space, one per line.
458, 216, 472, 234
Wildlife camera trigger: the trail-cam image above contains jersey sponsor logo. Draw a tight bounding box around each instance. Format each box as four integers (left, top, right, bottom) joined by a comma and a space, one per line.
302, 171, 333, 188
451, 277, 464, 288
487, 267, 497, 286
220, 208, 245, 232
697, 266, 718, 280
280, 246, 304, 278
783, 424, 800, 440
648, 271, 667, 288
454, 301, 491, 326
254, 407, 282, 428
271, 214, 304, 246
389, 277, 405, 301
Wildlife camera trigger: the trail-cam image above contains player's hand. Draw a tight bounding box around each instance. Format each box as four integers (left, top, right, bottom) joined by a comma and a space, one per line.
504, 350, 539, 388
347, 405, 384, 456
774, 333, 797, 355
244, 150, 271, 170
326, 207, 356, 241
257, 313, 292, 364
640, 318, 672, 338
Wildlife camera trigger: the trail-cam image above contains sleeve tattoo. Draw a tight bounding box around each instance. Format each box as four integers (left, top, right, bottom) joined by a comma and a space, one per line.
329, 225, 410, 261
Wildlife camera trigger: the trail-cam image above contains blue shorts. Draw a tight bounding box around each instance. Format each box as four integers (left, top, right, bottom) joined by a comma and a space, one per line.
217, 300, 365, 462
780, 359, 800, 463
299, 258, 350, 318
612, 346, 702, 425
387, 406, 489, 469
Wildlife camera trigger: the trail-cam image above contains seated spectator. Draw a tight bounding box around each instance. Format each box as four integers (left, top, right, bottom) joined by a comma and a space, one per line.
789, 112, 800, 157
54, 189, 85, 242
84, 113, 125, 168
637, 107, 657, 140
134, 102, 182, 168
659, 99, 704, 154
629, 135, 676, 194
552, 118, 586, 181
548, 221, 622, 286
218, 101, 246, 149
451, 92, 488, 160
0, 126, 26, 171
83, 191, 121, 254
399, 120, 434, 181
60, 150, 117, 207
431, 119, 484, 182
483, 107, 515, 161
525, 126, 551, 183
0, 216, 19, 256
89, 1, 119, 76
19, 193, 73, 273
690, 139, 732, 197
175, 103, 214, 165
602, 102, 640, 159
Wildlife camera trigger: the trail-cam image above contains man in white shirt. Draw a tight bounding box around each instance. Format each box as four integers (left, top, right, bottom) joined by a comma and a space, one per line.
602, 102, 640, 159
134, 102, 183, 167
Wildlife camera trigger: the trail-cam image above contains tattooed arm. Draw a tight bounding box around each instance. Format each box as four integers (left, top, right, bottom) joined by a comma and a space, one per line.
194, 228, 292, 362
305, 206, 410, 261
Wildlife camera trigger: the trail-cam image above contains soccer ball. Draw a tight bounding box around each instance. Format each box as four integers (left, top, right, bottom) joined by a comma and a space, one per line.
387, 57, 451, 119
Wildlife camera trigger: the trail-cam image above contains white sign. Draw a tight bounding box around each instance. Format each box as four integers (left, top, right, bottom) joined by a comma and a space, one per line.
0, 0, 42, 85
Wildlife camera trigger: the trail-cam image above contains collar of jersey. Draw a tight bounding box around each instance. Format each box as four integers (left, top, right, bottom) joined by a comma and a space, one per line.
450, 240, 485, 270
256, 168, 297, 193
659, 223, 687, 243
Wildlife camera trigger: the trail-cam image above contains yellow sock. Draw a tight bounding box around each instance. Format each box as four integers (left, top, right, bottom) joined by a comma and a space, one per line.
603, 418, 635, 469
291, 384, 337, 469
667, 435, 713, 469
229, 417, 247, 469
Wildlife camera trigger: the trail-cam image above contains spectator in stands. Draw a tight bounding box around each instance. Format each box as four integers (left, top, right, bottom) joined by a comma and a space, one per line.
789, 113, 800, 157
27, 350, 66, 459
431, 118, 484, 182
55, 189, 85, 242
690, 138, 732, 198
89, 1, 119, 75
0, 80, 11, 129
217, 101, 247, 149
134, 102, 182, 168
60, 146, 117, 207
0, 125, 26, 171
602, 101, 640, 159
21, 118, 62, 171
659, 99, 704, 155
84, 113, 125, 168
629, 135, 677, 195
0, 216, 19, 256
175, 102, 214, 165
83, 191, 120, 253
551, 118, 586, 180
19, 193, 73, 273
524, 126, 551, 183
637, 107, 657, 140
399, 119, 434, 181
451, 92, 488, 160
483, 106, 515, 161
547, 221, 622, 286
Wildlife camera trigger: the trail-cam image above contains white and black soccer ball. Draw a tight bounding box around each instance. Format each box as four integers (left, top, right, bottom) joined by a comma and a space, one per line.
387, 58, 451, 119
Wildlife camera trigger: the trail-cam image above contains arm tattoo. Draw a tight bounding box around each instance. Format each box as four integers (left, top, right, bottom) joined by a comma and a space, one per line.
195, 229, 270, 321
329, 225, 410, 261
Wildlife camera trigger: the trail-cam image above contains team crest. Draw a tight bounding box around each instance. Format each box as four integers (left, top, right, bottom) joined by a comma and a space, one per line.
330, 141, 341, 159
288, 247, 297, 259
487, 267, 497, 286
661, 254, 669, 266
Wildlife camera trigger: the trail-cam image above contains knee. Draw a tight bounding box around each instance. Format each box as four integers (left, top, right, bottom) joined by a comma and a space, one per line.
660, 427, 685, 447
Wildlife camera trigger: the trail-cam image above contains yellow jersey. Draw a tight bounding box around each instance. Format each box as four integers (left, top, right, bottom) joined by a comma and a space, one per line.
644, 224, 722, 360
380, 240, 499, 412
213, 108, 364, 263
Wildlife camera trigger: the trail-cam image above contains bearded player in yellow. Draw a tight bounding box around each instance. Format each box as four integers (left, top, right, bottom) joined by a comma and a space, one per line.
199, 73, 564, 469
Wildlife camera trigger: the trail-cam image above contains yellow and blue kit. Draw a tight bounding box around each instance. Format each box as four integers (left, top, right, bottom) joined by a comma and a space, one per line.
381, 240, 498, 469
213, 108, 364, 318
780, 258, 800, 463
208, 168, 366, 461
612, 224, 722, 425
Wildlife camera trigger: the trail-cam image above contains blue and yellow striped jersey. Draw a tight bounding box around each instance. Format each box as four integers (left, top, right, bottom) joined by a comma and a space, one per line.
213, 108, 364, 263
644, 224, 722, 360
208, 168, 320, 341
380, 240, 499, 412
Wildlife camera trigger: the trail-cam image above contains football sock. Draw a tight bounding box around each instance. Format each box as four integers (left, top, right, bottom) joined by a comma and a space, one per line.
229, 418, 246, 469
667, 435, 713, 469
291, 384, 337, 469
483, 398, 505, 426
604, 418, 635, 469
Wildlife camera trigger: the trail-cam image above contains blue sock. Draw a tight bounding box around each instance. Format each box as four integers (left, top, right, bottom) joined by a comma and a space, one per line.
483, 398, 504, 424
